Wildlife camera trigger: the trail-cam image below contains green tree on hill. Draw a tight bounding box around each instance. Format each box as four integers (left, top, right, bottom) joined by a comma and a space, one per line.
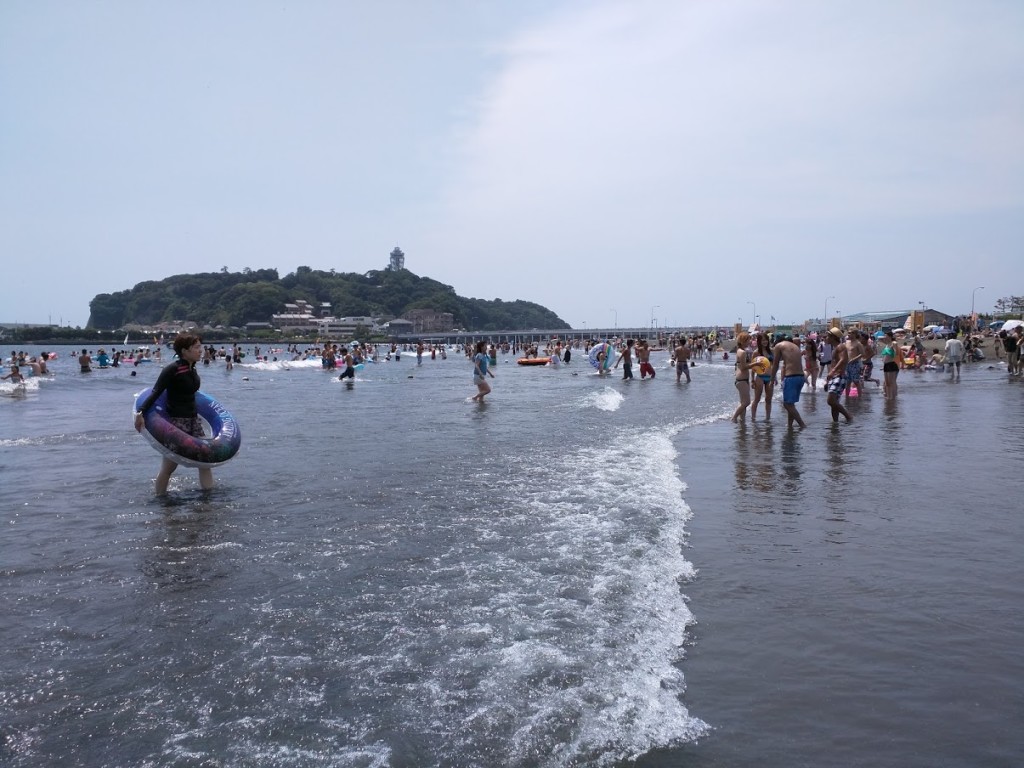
87, 267, 568, 331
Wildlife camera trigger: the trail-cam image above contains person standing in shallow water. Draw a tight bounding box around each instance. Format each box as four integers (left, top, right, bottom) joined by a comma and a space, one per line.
637, 340, 656, 379
674, 338, 691, 383
471, 340, 494, 401
134, 334, 214, 495
732, 332, 752, 423
803, 338, 819, 391
750, 333, 774, 421
880, 330, 900, 399
614, 339, 635, 380
824, 328, 852, 423
770, 335, 806, 429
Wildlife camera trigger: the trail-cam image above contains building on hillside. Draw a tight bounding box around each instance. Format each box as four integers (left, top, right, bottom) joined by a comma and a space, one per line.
317, 316, 381, 338
271, 300, 319, 333
402, 308, 455, 334
388, 247, 405, 271
383, 318, 414, 337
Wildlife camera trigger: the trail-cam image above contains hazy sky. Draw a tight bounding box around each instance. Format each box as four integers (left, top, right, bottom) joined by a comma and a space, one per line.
3, 1, 1022, 329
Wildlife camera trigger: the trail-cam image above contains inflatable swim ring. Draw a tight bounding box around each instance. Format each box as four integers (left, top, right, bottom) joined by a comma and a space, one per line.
134, 388, 241, 468
516, 357, 551, 366
588, 342, 615, 371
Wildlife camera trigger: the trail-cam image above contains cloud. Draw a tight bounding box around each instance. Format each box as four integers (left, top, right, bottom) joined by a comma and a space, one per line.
419, 0, 1024, 325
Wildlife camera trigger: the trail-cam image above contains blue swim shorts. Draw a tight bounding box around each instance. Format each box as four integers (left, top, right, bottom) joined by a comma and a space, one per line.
783, 375, 805, 404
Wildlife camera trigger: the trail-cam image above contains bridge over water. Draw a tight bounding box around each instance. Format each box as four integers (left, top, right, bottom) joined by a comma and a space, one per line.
391, 326, 728, 346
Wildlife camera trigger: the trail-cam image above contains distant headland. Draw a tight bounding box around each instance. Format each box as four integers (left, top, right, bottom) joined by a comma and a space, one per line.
84, 249, 568, 337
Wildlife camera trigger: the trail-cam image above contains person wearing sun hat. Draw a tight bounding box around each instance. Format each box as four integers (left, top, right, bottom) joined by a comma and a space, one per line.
824, 328, 852, 423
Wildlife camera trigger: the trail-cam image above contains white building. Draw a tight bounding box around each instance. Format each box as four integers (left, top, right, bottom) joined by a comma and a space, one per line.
316, 316, 381, 338
272, 300, 319, 332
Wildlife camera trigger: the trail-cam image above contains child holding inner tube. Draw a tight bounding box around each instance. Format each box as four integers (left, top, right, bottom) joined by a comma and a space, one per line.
134, 334, 214, 495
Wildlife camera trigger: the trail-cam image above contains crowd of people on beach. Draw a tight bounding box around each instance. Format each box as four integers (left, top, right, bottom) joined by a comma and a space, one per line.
727, 323, 1024, 429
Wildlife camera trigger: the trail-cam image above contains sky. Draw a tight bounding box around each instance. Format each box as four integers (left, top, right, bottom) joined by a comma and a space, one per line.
2, 0, 1022, 330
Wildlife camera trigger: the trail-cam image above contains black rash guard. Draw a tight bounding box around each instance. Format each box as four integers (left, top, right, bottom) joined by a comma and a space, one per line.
138, 361, 200, 418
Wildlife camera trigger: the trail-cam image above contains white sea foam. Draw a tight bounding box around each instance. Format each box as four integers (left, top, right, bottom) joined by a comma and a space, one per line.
369, 424, 708, 765
0, 378, 39, 396
580, 386, 625, 412
238, 357, 323, 372
155, 541, 243, 554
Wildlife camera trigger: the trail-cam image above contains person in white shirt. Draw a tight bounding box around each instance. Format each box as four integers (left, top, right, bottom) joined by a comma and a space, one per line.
944, 336, 965, 379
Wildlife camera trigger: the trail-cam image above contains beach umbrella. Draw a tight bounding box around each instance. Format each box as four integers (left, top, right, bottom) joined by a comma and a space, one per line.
874, 330, 886, 339
1000, 319, 1023, 332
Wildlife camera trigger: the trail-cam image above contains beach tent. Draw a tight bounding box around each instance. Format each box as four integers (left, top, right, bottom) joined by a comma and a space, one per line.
902, 315, 915, 330
1000, 319, 1024, 332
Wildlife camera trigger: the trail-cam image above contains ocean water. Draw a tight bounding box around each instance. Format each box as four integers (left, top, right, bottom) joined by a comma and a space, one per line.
1, 346, 1022, 767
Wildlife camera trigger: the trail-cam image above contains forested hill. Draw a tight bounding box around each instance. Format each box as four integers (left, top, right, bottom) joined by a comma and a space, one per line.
87, 267, 569, 331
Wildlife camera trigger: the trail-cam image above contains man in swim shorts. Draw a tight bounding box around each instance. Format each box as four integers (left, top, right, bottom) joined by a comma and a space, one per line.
824, 328, 852, 423
770, 335, 806, 429
674, 338, 691, 383
637, 340, 656, 379
614, 339, 635, 380
338, 349, 356, 380
843, 330, 865, 395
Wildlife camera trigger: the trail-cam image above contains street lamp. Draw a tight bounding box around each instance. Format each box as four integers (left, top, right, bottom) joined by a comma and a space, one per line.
650, 305, 660, 337
972, 286, 985, 318
610, 308, 617, 329
824, 295, 835, 328
747, 301, 756, 328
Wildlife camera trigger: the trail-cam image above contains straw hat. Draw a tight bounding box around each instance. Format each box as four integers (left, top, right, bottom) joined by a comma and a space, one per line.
827, 327, 843, 341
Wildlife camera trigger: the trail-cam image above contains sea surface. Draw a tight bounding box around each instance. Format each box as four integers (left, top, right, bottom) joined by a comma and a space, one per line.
2, 345, 1022, 767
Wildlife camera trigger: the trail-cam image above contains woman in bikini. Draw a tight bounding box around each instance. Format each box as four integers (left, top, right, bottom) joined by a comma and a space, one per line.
880, 330, 900, 400
732, 331, 752, 423
750, 332, 774, 421
803, 338, 820, 392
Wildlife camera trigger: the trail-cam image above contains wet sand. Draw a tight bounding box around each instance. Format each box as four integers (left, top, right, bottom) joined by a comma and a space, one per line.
639, 365, 1024, 768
